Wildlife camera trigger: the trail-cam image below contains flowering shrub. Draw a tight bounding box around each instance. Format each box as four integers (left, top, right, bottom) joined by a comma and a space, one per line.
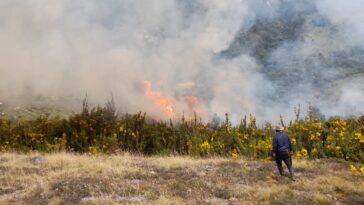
231, 149, 239, 160
199, 141, 211, 156
350, 165, 364, 177
0, 101, 363, 162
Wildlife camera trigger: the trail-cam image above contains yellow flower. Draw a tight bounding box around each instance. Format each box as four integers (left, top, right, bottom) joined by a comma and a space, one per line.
312, 123, 323, 130
335, 146, 342, 157
339, 132, 344, 138
350, 165, 363, 177
295, 151, 302, 158
301, 148, 308, 158
327, 135, 334, 142
89, 146, 99, 155
354, 133, 364, 143
350, 165, 357, 172
231, 149, 239, 160
295, 148, 308, 159
199, 141, 211, 153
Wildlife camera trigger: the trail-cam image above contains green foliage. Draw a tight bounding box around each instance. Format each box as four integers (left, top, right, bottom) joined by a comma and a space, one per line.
0, 100, 363, 162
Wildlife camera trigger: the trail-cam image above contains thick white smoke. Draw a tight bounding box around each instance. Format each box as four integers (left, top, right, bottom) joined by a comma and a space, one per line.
0, 0, 363, 123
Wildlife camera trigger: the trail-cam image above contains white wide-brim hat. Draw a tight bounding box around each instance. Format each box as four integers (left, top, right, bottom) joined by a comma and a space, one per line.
275, 125, 284, 131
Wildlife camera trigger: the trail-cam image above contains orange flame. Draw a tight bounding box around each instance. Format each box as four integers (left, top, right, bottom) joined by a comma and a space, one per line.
144, 80, 175, 118
184, 95, 205, 115
185, 95, 199, 110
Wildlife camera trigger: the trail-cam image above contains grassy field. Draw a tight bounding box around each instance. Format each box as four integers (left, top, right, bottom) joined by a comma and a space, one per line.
0, 153, 363, 205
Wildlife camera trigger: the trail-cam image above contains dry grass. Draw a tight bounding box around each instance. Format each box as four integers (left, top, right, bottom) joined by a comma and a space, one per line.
0, 153, 363, 205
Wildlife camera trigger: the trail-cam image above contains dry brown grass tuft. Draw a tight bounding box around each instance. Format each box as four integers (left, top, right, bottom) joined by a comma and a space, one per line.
0, 153, 363, 205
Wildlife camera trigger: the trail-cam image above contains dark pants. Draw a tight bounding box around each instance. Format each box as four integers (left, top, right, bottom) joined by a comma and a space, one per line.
275, 153, 294, 177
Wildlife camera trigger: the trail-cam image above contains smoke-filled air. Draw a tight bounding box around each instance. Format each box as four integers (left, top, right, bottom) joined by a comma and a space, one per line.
1, 0, 364, 123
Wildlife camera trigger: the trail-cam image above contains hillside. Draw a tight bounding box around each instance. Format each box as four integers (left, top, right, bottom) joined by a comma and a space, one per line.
220, 0, 364, 104
0, 153, 363, 205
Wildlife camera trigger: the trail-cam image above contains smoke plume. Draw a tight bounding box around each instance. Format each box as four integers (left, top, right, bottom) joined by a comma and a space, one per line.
0, 0, 363, 123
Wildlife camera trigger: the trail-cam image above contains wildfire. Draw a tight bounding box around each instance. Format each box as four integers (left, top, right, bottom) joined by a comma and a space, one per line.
185, 95, 199, 110
185, 95, 204, 115
143, 80, 175, 118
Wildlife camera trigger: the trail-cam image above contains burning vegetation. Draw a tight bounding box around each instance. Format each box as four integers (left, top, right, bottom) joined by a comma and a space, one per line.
143, 80, 176, 118
143, 80, 204, 119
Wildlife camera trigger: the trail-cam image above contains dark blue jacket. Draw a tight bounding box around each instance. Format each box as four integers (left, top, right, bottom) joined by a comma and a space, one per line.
272, 132, 292, 154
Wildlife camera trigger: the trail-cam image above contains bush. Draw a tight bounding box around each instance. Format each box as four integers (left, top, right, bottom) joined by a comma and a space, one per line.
0, 100, 363, 162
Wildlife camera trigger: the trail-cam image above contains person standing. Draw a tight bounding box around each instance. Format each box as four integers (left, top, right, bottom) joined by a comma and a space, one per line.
272, 125, 295, 180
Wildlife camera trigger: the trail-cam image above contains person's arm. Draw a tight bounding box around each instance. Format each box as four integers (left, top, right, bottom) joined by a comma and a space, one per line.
271, 135, 277, 159
272, 135, 277, 152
